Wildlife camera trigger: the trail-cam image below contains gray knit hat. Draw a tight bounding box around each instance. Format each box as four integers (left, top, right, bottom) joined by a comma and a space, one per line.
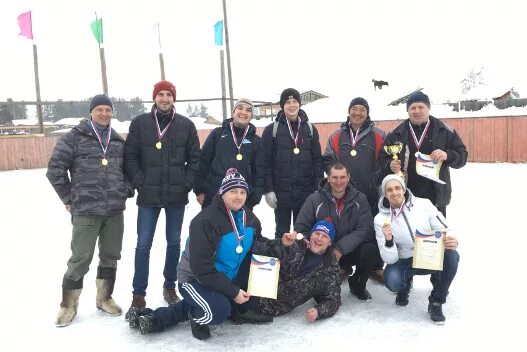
381, 174, 406, 196
232, 98, 254, 114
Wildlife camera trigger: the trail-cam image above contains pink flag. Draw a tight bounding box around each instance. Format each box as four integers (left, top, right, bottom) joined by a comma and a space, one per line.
17, 11, 33, 39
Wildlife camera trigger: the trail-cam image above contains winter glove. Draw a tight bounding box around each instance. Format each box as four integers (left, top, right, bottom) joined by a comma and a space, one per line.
264, 192, 278, 209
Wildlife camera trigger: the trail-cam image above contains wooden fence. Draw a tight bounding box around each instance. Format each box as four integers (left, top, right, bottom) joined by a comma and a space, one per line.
1, 115, 526, 171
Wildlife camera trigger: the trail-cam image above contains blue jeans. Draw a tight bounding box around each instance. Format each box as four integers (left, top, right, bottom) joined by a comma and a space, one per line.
132, 206, 185, 296
384, 250, 460, 304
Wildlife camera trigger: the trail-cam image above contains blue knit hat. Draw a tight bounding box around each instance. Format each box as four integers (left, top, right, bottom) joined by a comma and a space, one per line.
89, 94, 113, 112
406, 91, 430, 110
219, 168, 249, 195
348, 97, 369, 115
310, 220, 335, 242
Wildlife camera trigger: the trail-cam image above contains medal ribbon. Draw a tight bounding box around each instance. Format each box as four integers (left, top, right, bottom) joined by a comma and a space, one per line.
333, 197, 344, 217
226, 207, 246, 246
408, 120, 430, 153
229, 122, 250, 155
390, 203, 406, 222
286, 116, 302, 148
154, 108, 175, 142
89, 119, 111, 156
349, 126, 362, 149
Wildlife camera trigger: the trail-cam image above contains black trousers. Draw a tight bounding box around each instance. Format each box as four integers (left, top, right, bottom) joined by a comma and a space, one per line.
274, 206, 301, 239
339, 241, 380, 281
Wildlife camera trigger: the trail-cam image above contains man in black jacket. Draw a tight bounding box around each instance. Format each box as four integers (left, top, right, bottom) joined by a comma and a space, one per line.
376, 91, 467, 217
124, 80, 200, 315
262, 88, 323, 239
194, 98, 264, 210
295, 163, 377, 302
47, 94, 132, 327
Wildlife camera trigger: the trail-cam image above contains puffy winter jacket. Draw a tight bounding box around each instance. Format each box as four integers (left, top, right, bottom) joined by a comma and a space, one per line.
124, 107, 200, 207
46, 119, 132, 216
194, 118, 264, 208
177, 195, 284, 298
262, 109, 323, 209
294, 181, 375, 256
374, 190, 448, 264
375, 116, 467, 207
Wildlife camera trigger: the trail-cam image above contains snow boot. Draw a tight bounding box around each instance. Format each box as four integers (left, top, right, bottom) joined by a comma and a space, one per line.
95, 266, 122, 316
128, 307, 154, 329
139, 314, 163, 334
189, 311, 211, 340
428, 302, 446, 324
348, 273, 372, 303
55, 288, 82, 327
163, 287, 180, 305
231, 308, 273, 325
125, 295, 146, 320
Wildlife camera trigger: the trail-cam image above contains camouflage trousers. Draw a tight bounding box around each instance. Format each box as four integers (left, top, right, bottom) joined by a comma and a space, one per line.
63, 212, 124, 285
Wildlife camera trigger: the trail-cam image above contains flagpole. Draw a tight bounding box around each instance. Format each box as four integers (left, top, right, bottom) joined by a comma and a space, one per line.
95, 12, 108, 95
220, 49, 227, 120
32, 43, 43, 134
221, 0, 234, 113
157, 22, 165, 80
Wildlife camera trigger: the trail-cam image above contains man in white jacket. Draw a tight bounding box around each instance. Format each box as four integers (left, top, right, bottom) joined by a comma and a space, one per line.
374, 175, 459, 324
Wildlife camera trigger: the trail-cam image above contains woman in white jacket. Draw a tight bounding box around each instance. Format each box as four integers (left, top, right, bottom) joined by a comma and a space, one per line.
374, 175, 459, 324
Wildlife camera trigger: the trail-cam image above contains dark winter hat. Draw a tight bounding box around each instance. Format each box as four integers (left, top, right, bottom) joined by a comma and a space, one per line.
219, 168, 249, 195
406, 91, 431, 110
232, 98, 254, 114
310, 220, 336, 243
89, 94, 113, 113
279, 88, 301, 109
348, 97, 369, 115
152, 80, 176, 100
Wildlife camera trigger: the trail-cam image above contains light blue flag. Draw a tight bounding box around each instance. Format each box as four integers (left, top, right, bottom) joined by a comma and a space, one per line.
214, 20, 223, 46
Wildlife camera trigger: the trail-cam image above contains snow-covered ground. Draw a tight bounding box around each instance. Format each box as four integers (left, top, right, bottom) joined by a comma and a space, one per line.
1, 163, 525, 351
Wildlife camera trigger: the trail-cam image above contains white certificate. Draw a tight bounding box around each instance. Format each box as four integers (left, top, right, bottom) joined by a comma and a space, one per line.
415, 152, 446, 184
412, 229, 445, 271
247, 255, 280, 299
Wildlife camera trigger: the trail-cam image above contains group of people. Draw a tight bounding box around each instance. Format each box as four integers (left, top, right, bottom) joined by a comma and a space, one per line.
46, 81, 467, 339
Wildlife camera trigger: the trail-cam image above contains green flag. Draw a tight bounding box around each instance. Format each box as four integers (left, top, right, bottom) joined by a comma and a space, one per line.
91, 18, 103, 44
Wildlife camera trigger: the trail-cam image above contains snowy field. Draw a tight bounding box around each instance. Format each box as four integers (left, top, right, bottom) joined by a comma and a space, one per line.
1, 163, 525, 351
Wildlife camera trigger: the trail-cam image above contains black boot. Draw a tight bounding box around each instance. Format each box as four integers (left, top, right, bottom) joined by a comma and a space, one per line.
129, 308, 154, 329
188, 311, 211, 340
395, 277, 412, 306
348, 274, 372, 302
139, 314, 162, 334
231, 308, 273, 325
428, 302, 446, 324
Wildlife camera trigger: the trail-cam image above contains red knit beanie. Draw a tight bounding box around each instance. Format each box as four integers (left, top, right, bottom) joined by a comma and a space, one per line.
152, 80, 176, 100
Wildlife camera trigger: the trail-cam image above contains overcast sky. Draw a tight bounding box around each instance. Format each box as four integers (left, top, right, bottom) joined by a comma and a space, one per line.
2, 0, 526, 107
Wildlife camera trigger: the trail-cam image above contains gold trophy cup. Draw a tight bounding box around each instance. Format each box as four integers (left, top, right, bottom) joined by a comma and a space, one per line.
384, 142, 405, 180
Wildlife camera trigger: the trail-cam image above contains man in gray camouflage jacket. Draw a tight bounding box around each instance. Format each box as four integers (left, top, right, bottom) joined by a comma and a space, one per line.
47, 94, 132, 327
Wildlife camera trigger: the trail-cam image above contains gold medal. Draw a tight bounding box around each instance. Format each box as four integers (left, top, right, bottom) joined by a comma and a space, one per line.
293, 147, 300, 154
350, 149, 357, 156
296, 233, 304, 240
156, 142, 162, 149
236, 245, 243, 254
236, 153, 243, 161
101, 158, 108, 166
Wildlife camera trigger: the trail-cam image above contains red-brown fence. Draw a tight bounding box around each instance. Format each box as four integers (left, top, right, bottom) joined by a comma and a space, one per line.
1, 116, 526, 171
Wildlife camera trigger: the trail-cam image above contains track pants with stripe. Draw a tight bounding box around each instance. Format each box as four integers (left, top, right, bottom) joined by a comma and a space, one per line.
153, 281, 233, 329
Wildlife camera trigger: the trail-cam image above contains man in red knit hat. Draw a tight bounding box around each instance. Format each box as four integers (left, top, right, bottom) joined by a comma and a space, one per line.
123, 80, 200, 318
